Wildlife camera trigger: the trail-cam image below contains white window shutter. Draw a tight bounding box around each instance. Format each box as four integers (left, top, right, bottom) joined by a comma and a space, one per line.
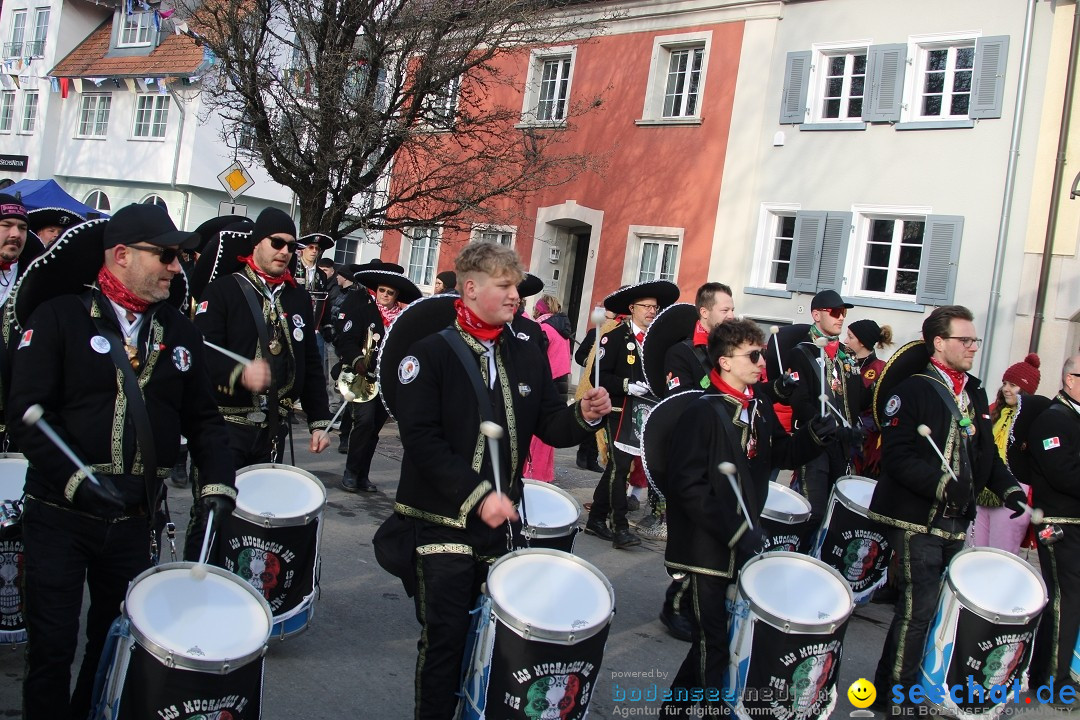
916, 215, 964, 305
970, 36, 1010, 120
816, 212, 852, 291
779, 51, 811, 125
863, 44, 907, 122
786, 211, 827, 293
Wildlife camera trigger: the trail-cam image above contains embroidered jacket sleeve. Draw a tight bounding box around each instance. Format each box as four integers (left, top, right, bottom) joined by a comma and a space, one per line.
192, 277, 249, 396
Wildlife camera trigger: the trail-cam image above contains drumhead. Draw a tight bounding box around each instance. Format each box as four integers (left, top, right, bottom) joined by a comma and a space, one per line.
487, 549, 614, 643
738, 552, 853, 632
0, 454, 27, 503
126, 563, 272, 671
235, 464, 326, 526
946, 547, 1048, 623
835, 475, 876, 513
762, 482, 811, 524
521, 481, 582, 538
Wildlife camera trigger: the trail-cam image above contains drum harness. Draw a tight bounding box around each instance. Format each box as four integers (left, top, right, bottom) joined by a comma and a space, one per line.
703, 395, 761, 544
916, 373, 976, 521
237, 276, 283, 462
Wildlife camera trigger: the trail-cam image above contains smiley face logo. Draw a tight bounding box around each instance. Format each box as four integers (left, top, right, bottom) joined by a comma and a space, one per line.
847, 678, 876, 709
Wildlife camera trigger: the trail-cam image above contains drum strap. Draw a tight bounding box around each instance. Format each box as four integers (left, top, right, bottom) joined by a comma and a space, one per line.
703, 396, 760, 527
690, 342, 711, 389
236, 276, 280, 459
916, 374, 975, 499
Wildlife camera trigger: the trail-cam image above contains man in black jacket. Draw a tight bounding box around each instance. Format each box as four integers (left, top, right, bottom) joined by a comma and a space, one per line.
7, 205, 236, 720
662, 282, 735, 394
868, 305, 1026, 705
387, 241, 611, 720
1027, 354, 1080, 695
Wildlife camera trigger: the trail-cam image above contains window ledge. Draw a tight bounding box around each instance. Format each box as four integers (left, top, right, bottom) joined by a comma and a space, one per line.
745, 286, 793, 299
799, 122, 867, 131
129, 136, 167, 142
634, 117, 702, 127
850, 296, 927, 313
895, 120, 975, 131
75, 135, 108, 141
515, 120, 567, 130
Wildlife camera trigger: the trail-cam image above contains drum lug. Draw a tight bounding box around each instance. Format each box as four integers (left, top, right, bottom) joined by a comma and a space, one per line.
165, 653, 175, 669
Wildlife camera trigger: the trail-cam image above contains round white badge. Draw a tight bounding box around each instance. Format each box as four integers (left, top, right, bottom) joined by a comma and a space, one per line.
292, 315, 305, 328
398, 355, 420, 384
90, 336, 110, 354
343, 320, 353, 332
293, 327, 304, 341
885, 395, 901, 417
597, 347, 605, 360
172, 346, 192, 372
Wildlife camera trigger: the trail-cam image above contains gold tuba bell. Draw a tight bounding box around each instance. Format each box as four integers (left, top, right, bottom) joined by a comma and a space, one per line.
338, 323, 381, 403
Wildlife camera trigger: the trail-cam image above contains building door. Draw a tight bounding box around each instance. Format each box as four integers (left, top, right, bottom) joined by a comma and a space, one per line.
565, 230, 592, 336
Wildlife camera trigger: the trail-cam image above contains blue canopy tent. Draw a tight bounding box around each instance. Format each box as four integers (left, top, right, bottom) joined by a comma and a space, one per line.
4, 179, 108, 218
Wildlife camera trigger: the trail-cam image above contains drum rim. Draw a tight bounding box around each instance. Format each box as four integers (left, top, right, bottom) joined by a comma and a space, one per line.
762, 482, 812, 524
486, 548, 614, 644
234, 463, 327, 526
945, 547, 1048, 624
125, 562, 272, 672
738, 551, 855, 632
521, 480, 583, 539
833, 475, 876, 514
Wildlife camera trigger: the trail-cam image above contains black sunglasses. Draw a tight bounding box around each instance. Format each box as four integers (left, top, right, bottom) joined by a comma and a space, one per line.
127, 244, 180, 264
268, 236, 299, 252
728, 350, 764, 363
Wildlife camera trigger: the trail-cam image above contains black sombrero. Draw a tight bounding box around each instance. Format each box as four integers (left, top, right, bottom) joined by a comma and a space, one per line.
11, 218, 191, 331
28, 207, 84, 237
642, 302, 698, 399
353, 269, 422, 304
339, 259, 405, 283
518, 272, 544, 298
764, 323, 811, 387
299, 233, 335, 251
872, 339, 930, 427
602, 280, 680, 314
188, 229, 254, 300
641, 390, 705, 497
376, 294, 457, 419
191, 215, 253, 255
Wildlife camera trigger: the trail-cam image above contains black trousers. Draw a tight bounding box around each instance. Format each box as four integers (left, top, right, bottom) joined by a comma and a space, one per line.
663, 577, 691, 617
589, 414, 631, 532
346, 396, 389, 480
874, 529, 963, 690
1032, 525, 1080, 686
21, 498, 151, 720
661, 573, 733, 716
798, 443, 848, 525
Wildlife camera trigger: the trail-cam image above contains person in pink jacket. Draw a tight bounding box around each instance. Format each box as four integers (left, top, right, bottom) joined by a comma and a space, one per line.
524, 295, 572, 481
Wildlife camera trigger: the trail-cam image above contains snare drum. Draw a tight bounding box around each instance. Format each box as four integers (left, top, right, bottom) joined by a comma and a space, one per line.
94, 562, 271, 720
812, 475, 890, 604
919, 548, 1045, 719
460, 549, 614, 720
761, 482, 814, 554
0, 453, 27, 645
221, 464, 326, 639
520, 481, 583, 553
725, 552, 854, 720
613, 396, 658, 456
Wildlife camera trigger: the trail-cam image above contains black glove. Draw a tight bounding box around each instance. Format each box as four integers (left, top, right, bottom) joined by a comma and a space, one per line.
200, 493, 236, 532
809, 414, 839, 445
838, 425, 869, 449
73, 476, 125, 516
772, 373, 799, 402
941, 477, 972, 509
736, 525, 765, 557
1003, 489, 1028, 520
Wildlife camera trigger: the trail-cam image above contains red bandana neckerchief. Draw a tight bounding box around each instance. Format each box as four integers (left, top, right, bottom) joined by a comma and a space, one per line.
454, 299, 503, 342
692, 321, 709, 347
97, 265, 149, 314
369, 288, 403, 327
930, 357, 967, 396
710, 369, 754, 410
239, 255, 297, 288
0, 260, 13, 272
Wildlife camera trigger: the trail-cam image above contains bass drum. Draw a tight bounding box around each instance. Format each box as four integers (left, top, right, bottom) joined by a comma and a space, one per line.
812, 475, 891, 604
0, 453, 27, 645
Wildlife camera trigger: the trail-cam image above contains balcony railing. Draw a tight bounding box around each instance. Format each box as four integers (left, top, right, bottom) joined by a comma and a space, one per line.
2, 41, 21, 58
25, 39, 45, 57
2, 40, 46, 58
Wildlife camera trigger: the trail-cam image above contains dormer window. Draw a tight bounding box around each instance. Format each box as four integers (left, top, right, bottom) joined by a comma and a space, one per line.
118, 11, 154, 48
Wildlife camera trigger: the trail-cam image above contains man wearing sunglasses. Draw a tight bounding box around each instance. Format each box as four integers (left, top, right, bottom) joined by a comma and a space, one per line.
783, 289, 868, 524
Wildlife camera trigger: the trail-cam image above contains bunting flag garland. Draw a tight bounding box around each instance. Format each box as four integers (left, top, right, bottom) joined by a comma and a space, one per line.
72, 78, 82, 93
59, 77, 69, 98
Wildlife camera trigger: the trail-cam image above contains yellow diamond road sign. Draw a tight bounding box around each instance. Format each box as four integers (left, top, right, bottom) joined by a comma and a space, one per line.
217, 161, 255, 199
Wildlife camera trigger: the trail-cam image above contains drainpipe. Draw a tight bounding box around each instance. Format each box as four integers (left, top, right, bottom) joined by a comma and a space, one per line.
1029, 0, 1080, 354
980, 0, 1038, 378
168, 86, 190, 227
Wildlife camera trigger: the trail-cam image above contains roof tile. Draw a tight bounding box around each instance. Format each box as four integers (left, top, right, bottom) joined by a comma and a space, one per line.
51, 18, 205, 79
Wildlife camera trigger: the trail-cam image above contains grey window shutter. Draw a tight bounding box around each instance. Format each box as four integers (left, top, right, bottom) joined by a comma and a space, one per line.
916, 215, 964, 305
863, 44, 907, 122
970, 35, 1009, 119
816, 212, 852, 291
780, 51, 811, 125
786, 211, 826, 293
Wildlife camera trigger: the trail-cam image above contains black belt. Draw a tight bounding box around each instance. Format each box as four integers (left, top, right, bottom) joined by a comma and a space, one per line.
26, 495, 149, 523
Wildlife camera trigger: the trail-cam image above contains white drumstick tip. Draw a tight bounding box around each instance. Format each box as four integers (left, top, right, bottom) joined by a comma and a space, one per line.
917, 424, 932, 437
818, 393, 830, 403
480, 421, 504, 439
343, 390, 356, 402
769, 325, 780, 336
718, 462, 736, 475
191, 563, 208, 581
591, 307, 607, 325
1031, 507, 1045, 524
22, 404, 43, 426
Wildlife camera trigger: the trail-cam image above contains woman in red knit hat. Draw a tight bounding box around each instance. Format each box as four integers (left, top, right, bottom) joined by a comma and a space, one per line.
973, 353, 1051, 554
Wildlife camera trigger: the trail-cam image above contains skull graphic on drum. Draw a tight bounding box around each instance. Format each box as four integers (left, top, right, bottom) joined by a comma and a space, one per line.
790, 652, 834, 717
981, 641, 1026, 688
0, 550, 23, 620
842, 537, 880, 583
237, 548, 280, 599
524, 674, 581, 720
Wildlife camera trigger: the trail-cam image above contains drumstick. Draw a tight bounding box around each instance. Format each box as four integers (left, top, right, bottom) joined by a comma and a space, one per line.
818, 394, 852, 429
191, 508, 215, 581
719, 462, 754, 531
813, 337, 829, 417
916, 425, 959, 483
327, 391, 356, 432
480, 421, 505, 498
591, 306, 606, 392
1020, 503, 1045, 524
770, 326, 783, 378
22, 404, 101, 487
204, 340, 253, 367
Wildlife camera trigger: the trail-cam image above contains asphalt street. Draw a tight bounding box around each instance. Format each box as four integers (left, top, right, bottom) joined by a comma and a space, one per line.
0, 419, 1061, 719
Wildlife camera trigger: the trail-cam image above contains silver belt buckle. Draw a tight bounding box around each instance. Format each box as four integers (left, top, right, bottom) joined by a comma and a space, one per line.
246, 411, 267, 423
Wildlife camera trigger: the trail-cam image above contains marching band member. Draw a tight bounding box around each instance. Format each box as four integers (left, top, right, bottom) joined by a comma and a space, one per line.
844, 318, 893, 478
6, 205, 235, 719
294, 232, 335, 366
386, 242, 610, 720
26, 206, 83, 247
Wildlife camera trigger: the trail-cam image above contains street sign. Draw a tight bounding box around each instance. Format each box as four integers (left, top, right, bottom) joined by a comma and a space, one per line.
217, 161, 255, 199
218, 201, 248, 217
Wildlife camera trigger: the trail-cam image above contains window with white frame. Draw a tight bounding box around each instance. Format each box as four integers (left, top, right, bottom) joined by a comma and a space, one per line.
85, 190, 111, 213
333, 236, 360, 266
664, 46, 704, 117
5, 11, 26, 58
857, 216, 925, 297
422, 75, 460, 129
132, 94, 169, 138
118, 11, 154, 48
77, 94, 111, 137
29, 8, 49, 57
472, 225, 515, 247
142, 194, 168, 213
0, 92, 14, 132
816, 49, 866, 121
640, 32, 710, 123
913, 42, 974, 120
521, 48, 574, 125
637, 238, 679, 283
20, 92, 38, 133
767, 214, 797, 286
405, 227, 439, 287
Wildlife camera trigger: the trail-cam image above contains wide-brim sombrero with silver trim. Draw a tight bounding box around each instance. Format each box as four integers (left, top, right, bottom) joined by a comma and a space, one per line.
339, 259, 406, 283
642, 302, 698, 399
11, 218, 189, 331
872, 339, 930, 428
191, 215, 253, 255
641, 389, 705, 496
188, 229, 254, 300
602, 280, 680, 314
28, 207, 85, 236
376, 294, 457, 420
353, 269, 422, 304
765, 323, 811, 386
299, 232, 335, 251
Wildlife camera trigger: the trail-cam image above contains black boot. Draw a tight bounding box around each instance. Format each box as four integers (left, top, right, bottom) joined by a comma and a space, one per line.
170, 445, 188, 488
